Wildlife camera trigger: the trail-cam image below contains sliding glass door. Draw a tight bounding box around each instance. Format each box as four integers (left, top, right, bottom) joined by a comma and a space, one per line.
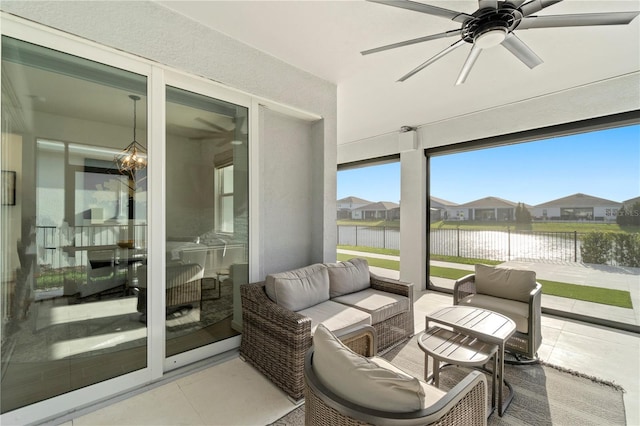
1, 36, 148, 413
164, 85, 248, 359
0, 23, 252, 421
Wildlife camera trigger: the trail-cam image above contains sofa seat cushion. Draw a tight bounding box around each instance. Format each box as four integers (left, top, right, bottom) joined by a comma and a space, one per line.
298, 300, 371, 336
325, 258, 370, 298
458, 293, 529, 334
332, 288, 410, 325
475, 264, 536, 303
265, 264, 329, 311
313, 324, 426, 413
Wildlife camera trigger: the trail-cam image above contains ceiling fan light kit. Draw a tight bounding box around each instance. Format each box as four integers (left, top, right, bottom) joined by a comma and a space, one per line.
474, 28, 507, 48
363, 0, 639, 84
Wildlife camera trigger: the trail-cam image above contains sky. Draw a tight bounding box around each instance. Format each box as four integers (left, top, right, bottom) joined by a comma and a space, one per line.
337, 124, 640, 206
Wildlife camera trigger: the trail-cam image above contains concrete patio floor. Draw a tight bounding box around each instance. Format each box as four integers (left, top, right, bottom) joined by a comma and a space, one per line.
56, 267, 639, 426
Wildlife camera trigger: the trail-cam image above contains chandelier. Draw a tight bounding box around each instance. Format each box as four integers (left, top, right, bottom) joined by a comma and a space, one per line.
114, 95, 147, 175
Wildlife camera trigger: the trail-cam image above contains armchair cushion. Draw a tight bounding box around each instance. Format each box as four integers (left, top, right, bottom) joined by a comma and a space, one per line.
313, 324, 427, 413
369, 357, 446, 406
265, 264, 330, 311
475, 264, 536, 303
325, 258, 370, 298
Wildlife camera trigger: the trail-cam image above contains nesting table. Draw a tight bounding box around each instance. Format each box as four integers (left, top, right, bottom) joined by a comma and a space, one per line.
418, 306, 516, 416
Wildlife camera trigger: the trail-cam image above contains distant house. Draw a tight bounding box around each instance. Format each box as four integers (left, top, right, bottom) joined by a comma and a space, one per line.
450, 196, 520, 221
430, 196, 457, 222
622, 196, 640, 210
337, 196, 371, 219
352, 201, 400, 221
532, 193, 622, 221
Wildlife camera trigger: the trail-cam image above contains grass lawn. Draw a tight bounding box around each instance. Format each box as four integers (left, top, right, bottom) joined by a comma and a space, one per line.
337, 252, 633, 308
538, 279, 633, 308
338, 245, 399, 256
337, 220, 400, 228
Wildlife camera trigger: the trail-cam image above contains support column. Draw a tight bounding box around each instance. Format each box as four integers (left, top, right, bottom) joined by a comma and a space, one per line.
399, 130, 427, 292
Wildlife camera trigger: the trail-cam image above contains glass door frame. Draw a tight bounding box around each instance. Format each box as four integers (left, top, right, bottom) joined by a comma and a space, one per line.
160, 70, 252, 372
1, 14, 155, 425
0, 12, 257, 425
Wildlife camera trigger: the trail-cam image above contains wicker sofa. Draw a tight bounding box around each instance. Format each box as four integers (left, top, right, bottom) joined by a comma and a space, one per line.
240, 258, 414, 401
304, 324, 487, 426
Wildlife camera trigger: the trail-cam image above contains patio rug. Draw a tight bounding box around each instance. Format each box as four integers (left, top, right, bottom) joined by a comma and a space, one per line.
270, 334, 626, 426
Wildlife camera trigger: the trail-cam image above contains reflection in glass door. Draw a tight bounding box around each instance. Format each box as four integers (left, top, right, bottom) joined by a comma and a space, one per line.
1, 36, 148, 413
164, 86, 248, 358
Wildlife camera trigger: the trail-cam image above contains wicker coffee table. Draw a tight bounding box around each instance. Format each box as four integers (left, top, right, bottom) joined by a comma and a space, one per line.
423, 306, 516, 416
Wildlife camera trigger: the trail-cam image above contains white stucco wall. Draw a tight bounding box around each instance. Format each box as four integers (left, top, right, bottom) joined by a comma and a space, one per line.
1, 1, 338, 276
260, 106, 318, 276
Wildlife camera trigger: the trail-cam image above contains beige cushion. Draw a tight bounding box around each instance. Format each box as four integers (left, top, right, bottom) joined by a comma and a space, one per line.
332, 288, 409, 324
265, 264, 329, 311
325, 258, 371, 297
312, 324, 425, 413
458, 294, 529, 333
475, 264, 536, 303
370, 357, 446, 408
298, 300, 371, 336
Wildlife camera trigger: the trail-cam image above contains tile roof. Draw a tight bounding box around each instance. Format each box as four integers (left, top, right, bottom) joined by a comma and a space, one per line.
337, 196, 371, 204
456, 196, 518, 208
535, 193, 622, 208
354, 201, 399, 211
430, 196, 458, 207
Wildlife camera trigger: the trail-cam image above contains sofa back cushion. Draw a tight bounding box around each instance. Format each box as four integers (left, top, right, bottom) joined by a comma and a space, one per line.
265, 264, 330, 311
475, 264, 537, 303
312, 324, 424, 413
325, 258, 370, 298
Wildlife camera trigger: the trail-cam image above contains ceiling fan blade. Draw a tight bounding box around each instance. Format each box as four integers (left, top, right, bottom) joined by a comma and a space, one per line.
398, 39, 467, 82
455, 44, 482, 85
501, 33, 543, 68
195, 117, 228, 133
367, 0, 473, 23
479, 0, 499, 10
520, 0, 562, 17
361, 29, 462, 55
518, 11, 640, 30
505, 0, 527, 8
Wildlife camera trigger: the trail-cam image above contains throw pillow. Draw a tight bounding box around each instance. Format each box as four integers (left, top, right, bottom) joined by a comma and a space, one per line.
325, 257, 370, 298
475, 263, 536, 303
265, 264, 330, 311
312, 324, 424, 413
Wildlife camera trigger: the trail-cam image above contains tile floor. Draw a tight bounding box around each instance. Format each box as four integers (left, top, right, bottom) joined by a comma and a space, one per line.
49, 289, 640, 426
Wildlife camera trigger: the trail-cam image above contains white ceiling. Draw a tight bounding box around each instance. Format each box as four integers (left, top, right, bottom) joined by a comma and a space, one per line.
158, 0, 640, 144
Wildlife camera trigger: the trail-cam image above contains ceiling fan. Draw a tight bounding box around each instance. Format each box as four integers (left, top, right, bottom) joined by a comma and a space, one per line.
168, 116, 246, 145
362, 0, 640, 85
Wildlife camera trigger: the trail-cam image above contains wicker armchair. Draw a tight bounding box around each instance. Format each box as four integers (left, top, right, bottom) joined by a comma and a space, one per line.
240, 272, 414, 402
304, 325, 487, 426
453, 266, 542, 361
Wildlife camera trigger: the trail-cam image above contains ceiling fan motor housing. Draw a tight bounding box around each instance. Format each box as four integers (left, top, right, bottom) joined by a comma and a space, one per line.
462, 6, 524, 46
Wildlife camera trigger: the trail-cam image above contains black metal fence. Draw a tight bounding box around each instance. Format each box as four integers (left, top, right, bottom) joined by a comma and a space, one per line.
338, 225, 584, 263
337, 226, 400, 250
429, 228, 582, 263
